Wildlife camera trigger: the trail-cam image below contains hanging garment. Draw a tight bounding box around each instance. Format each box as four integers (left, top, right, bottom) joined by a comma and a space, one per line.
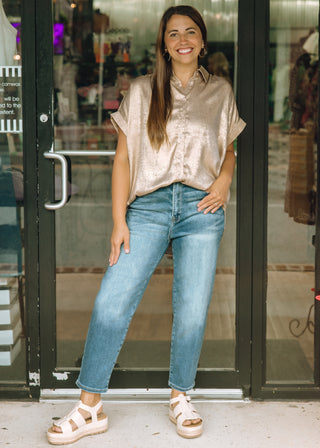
0, 0, 17, 66
284, 127, 316, 225
273, 64, 290, 122
301, 66, 318, 133
288, 52, 310, 130
285, 32, 318, 225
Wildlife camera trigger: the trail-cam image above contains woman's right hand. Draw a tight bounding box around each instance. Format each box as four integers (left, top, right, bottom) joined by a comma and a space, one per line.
108, 222, 130, 266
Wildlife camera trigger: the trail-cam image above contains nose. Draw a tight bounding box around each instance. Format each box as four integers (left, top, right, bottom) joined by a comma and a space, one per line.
179, 33, 188, 44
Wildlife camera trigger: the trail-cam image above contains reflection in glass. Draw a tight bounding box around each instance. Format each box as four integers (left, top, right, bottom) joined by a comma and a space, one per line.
0, 0, 25, 382
267, 0, 319, 382
54, 0, 239, 372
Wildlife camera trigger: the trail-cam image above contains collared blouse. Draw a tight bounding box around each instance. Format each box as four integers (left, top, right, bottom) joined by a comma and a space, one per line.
111, 66, 246, 205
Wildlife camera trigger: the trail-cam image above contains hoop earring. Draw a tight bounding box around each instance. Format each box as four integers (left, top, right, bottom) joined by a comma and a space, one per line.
199, 47, 207, 58
164, 49, 171, 62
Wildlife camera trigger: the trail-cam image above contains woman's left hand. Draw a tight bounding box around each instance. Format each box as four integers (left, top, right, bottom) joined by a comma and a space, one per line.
197, 142, 235, 214
197, 177, 230, 214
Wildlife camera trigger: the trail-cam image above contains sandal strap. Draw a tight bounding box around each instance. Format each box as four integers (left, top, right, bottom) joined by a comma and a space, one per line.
78, 400, 102, 424
53, 400, 103, 433
170, 395, 201, 422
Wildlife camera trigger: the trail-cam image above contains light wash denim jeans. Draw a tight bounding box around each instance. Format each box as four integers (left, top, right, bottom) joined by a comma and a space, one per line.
76, 183, 225, 393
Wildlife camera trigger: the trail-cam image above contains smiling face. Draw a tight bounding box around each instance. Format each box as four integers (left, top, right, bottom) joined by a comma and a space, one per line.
164, 14, 203, 72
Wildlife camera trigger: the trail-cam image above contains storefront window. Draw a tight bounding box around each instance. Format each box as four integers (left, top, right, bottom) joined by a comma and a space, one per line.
53, 0, 240, 373
267, 0, 319, 382
0, 0, 25, 382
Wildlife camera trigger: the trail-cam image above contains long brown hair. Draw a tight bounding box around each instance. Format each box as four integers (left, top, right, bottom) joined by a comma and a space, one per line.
147, 5, 207, 150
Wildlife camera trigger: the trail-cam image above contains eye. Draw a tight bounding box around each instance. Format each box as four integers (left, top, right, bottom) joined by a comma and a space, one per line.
188, 30, 196, 34
169, 32, 177, 38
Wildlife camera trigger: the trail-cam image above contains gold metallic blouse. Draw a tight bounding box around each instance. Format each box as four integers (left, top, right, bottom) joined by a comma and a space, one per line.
111, 66, 246, 205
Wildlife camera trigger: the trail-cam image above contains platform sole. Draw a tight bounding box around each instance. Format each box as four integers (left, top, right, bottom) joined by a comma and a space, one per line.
47, 417, 108, 445
169, 413, 202, 439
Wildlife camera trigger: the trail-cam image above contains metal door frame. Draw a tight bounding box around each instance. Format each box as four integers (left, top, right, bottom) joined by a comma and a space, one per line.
249, 0, 320, 399
30, 0, 254, 395
14, 0, 320, 399
0, 0, 40, 400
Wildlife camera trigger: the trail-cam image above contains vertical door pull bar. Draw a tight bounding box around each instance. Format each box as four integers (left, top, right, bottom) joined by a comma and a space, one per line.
44, 152, 68, 210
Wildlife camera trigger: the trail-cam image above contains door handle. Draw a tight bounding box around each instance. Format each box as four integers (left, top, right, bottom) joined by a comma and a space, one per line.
44, 152, 69, 210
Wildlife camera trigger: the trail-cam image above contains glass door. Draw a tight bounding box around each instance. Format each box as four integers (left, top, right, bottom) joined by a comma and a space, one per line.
249, 0, 320, 399
0, 0, 25, 387
266, 0, 319, 384
38, 0, 249, 392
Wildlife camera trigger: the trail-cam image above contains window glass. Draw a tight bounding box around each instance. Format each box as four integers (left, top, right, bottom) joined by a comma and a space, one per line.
0, 0, 25, 383
267, 0, 319, 382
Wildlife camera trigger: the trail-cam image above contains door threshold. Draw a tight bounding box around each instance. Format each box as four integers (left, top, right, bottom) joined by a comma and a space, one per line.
41, 388, 245, 402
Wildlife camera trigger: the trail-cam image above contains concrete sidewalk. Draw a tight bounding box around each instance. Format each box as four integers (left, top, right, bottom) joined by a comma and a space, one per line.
1, 399, 320, 448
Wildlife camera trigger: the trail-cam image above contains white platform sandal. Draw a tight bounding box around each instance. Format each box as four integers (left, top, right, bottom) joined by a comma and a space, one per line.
169, 394, 203, 439
47, 400, 108, 445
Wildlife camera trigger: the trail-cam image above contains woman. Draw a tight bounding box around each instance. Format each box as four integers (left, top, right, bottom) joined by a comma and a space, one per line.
47, 5, 246, 445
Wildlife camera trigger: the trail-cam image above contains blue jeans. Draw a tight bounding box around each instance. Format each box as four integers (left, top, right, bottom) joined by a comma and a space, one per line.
76, 183, 225, 393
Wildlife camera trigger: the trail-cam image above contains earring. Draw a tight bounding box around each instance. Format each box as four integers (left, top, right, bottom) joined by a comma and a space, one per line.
199, 46, 206, 57
164, 49, 171, 61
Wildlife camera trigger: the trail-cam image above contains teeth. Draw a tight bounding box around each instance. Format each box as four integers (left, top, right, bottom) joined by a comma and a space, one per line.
178, 48, 192, 54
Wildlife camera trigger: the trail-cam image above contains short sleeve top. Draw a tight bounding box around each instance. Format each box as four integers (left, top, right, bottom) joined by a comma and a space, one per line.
111, 66, 246, 205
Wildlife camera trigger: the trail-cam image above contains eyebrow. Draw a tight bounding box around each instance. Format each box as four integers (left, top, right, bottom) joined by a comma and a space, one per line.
167, 27, 197, 33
